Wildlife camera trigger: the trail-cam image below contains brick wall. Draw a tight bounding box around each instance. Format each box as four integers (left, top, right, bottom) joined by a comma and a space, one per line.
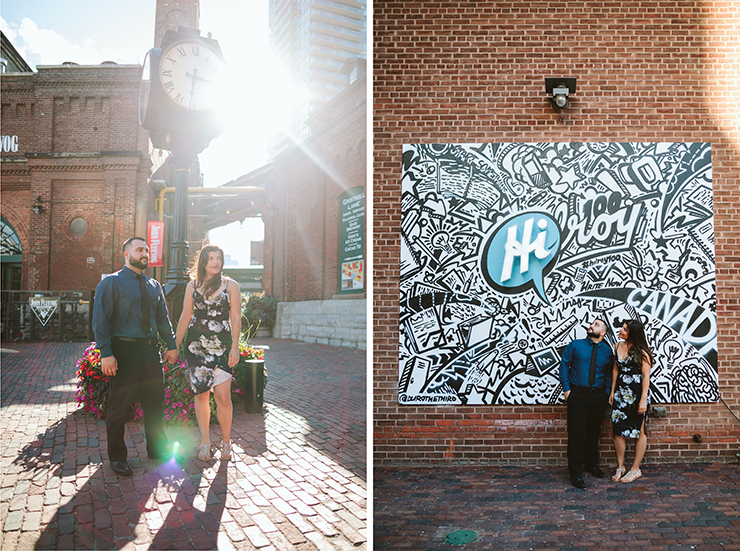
1, 65, 151, 292
373, 1, 740, 465
263, 85, 367, 303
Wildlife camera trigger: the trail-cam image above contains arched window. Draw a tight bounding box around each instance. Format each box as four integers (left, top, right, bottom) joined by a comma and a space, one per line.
1, 216, 22, 291
1, 216, 22, 257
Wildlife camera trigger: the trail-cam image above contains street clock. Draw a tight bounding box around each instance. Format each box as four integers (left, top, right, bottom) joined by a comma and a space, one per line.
139, 28, 225, 152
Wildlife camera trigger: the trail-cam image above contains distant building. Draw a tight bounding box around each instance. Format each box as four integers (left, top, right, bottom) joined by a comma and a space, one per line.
250, 241, 264, 266
268, 0, 366, 153
1, 32, 32, 73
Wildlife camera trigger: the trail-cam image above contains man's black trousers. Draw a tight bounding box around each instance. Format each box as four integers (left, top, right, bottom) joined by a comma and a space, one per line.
567, 386, 609, 476
106, 340, 168, 462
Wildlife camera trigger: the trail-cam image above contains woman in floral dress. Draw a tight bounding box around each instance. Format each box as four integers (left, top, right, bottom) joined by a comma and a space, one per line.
608, 319, 653, 483
176, 244, 242, 461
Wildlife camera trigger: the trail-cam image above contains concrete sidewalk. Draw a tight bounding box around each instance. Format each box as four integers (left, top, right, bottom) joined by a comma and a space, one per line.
375, 463, 740, 550
0, 339, 366, 550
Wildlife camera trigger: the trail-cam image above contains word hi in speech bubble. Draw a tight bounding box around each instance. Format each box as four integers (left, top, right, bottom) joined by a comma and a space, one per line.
481, 212, 561, 305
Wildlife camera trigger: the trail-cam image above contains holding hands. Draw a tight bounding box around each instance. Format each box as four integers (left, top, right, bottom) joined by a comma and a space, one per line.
101, 356, 118, 377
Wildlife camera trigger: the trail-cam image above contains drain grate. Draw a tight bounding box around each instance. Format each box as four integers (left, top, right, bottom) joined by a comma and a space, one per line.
444, 530, 478, 545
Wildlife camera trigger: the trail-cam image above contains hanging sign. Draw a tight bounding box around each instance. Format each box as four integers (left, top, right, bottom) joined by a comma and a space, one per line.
148, 221, 165, 267
29, 296, 60, 326
338, 187, 365, 293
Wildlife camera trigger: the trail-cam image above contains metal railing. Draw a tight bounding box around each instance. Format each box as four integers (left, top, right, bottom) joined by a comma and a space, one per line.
0, 290, 94, 343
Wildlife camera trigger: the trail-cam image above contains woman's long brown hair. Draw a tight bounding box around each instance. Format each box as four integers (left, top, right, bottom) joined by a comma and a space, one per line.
190, 244, 225, 298
622, 319, 654, 367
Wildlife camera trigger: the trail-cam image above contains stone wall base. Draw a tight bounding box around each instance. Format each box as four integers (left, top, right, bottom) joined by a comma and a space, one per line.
273, 298, 366, 350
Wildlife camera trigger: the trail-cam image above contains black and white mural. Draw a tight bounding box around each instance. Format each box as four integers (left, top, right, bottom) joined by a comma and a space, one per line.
400, 143, 716, 405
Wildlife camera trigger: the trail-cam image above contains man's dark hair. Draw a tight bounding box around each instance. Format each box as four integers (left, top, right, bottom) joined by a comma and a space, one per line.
122, 237, 148, 253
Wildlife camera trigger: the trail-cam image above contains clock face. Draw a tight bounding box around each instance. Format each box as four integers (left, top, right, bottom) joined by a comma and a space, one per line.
158, 39, 223, 111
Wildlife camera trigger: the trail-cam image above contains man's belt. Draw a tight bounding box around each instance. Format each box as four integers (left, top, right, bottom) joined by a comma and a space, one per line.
113, 336, 158, 347
572, 385, 605, 393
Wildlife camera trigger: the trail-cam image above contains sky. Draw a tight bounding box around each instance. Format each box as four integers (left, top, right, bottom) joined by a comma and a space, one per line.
0, 0, 304, 266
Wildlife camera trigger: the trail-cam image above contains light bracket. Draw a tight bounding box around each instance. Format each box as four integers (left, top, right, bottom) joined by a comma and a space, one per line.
545, 77, 577, 110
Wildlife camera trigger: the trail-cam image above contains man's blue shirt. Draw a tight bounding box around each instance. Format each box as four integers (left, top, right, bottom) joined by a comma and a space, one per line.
92, 266, 176, 358
559, 337, 613, 392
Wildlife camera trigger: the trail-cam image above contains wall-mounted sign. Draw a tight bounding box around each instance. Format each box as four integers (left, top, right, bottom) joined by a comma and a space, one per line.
400, 143, 716, 405
338, 187, 365, 293
29, 296, 60, 326
0, 135, 19, 153
148, 221, 164, 267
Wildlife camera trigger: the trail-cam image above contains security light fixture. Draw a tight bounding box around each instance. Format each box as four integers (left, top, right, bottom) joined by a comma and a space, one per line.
545, 77, 577, 110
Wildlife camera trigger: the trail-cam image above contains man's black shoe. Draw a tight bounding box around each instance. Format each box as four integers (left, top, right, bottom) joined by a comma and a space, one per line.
586, 466, 606, 478
111, 461, 133, 477
570, 475, 586, 489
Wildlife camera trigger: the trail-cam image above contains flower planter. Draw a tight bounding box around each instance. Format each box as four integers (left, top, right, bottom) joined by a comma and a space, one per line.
76, 339, 266, 424
241, 359, 265, 413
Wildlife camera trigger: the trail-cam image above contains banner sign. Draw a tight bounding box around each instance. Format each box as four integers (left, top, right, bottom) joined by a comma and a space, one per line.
400, 143, 716, 405
339, 187, 365, 293
147, 221, 165, 267
29, 296, 60, 326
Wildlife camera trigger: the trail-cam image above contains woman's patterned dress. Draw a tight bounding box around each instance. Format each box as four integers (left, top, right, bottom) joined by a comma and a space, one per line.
611, 351, 649, 439
185, 287, 232, 395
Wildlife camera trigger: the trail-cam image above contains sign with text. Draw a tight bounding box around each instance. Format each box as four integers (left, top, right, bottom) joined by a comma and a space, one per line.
29, 296, 60, 326
338, 187, 365, 293
147, 221, 165, 267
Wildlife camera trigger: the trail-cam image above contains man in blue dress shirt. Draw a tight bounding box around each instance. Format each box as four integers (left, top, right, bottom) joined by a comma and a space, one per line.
559, 318, 614, 489
93, 237, 179, 477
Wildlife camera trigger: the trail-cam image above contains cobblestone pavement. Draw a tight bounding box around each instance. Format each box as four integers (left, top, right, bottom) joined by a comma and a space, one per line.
375, 463, 740, 550
1, 339, 366, 550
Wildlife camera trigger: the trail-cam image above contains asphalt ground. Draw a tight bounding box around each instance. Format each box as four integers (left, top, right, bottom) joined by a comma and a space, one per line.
374, 462, 740, 550
0, 339, 366, 550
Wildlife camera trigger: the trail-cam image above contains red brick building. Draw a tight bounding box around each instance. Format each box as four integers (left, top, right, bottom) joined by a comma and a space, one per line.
0, 1, 202, 295
373, 2, 740, 465
1, 59, 151, 291
236, 59, 367, 349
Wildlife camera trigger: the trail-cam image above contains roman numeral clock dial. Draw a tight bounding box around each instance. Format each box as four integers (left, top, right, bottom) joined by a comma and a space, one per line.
158, 39, 223, 111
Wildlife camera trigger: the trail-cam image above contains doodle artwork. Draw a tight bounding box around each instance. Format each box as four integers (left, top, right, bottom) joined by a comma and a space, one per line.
400, 143, 716, 405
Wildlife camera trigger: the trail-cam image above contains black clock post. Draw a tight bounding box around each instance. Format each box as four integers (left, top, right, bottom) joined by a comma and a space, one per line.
163, 150, 196, 322
139, 27, 225, 322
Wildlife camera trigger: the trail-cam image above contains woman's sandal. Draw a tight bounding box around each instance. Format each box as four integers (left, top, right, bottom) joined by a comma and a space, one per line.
221, 441, 232, 461
612, 467, 626, 482
197, 442, 212, 461
620, 469, 642, 483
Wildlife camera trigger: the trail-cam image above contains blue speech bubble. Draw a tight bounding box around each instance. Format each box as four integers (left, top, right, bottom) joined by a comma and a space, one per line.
481, 212, 561, 304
